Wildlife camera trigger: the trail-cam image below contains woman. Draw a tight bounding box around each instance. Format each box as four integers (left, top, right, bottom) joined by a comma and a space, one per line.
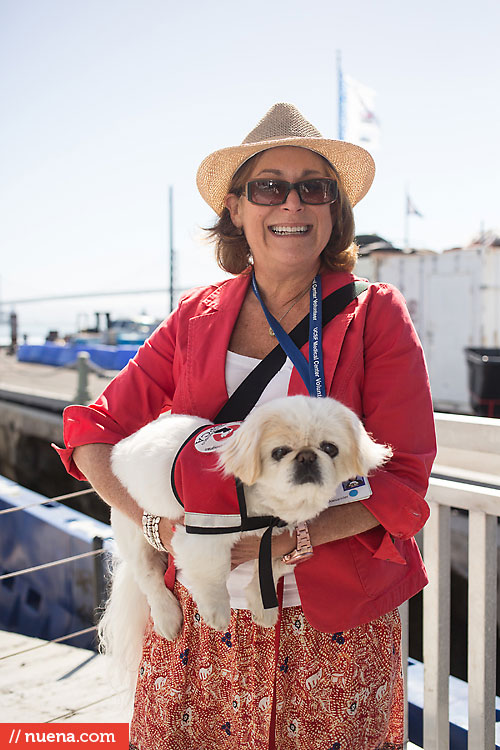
56, 103, 436, 750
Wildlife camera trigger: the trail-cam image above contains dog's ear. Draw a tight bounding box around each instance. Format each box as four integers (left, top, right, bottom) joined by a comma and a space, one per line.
216, 421, 263, 485
349, 414, 393, 477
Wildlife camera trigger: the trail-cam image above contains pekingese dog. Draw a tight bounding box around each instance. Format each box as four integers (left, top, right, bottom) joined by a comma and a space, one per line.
99, 396, 391, 680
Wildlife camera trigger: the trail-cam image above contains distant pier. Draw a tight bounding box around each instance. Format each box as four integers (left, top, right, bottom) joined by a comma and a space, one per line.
0, 348, 113, 518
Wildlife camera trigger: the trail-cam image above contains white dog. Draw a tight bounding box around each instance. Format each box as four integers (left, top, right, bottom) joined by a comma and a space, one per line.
99, 396, 391, 681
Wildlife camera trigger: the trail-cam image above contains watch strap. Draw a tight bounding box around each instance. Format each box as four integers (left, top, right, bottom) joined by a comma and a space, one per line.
282, 521, 313, 565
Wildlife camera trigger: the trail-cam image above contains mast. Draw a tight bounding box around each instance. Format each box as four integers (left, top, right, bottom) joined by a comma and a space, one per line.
168, 185, 175, 313
404, 188, 410, 252
337, 50, 345, 141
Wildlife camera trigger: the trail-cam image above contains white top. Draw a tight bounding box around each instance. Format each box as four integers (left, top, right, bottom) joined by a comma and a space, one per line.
176, 350, 301, 608
225, 350, 293, 405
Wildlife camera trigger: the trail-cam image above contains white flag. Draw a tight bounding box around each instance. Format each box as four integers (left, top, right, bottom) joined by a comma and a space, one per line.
343, 74, 380, 150
406, 195, 423, 217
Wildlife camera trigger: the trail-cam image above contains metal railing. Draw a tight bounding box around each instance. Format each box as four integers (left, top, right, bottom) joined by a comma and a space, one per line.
406, 411, 500, 750
419, 477, 500, 750
0, 486, 105, 658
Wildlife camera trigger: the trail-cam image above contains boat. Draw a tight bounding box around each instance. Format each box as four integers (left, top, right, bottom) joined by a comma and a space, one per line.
17, 312, 162, 371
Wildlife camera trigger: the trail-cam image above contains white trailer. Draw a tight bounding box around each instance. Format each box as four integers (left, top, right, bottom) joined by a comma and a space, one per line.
355, 244, 500, 413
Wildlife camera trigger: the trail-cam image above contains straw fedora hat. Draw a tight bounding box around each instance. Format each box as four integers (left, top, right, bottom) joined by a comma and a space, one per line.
196, 102, 375, 216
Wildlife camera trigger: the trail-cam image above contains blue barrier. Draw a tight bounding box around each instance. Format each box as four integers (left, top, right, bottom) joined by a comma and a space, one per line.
0, 475, 113, 650
407, 657, 500, 748
17, 343, 140, 371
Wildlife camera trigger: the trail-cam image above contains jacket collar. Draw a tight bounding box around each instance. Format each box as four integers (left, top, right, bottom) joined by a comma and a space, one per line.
186, 269, 363, 417
200, 272, 252, 313
205, 269, 357, 310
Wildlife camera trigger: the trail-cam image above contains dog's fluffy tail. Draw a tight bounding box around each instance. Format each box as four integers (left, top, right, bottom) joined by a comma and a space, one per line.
98, 555, 149, 700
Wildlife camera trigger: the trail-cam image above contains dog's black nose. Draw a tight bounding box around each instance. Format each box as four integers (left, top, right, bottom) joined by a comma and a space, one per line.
293, 450, 321, 485
295, 449, 317, 465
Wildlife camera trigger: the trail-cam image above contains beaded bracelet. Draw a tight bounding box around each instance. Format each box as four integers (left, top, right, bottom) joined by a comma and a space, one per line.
142, 512, 168, 553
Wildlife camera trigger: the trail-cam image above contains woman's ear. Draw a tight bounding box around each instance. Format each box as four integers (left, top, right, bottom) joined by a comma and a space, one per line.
224, 193, 243, 229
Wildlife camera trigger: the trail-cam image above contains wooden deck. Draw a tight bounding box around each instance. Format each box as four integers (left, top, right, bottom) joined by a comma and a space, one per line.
0, 629, 130, 723
0, 348, 113, 404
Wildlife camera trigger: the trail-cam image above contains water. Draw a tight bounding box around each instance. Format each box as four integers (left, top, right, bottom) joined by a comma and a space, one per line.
0, 291, 180, 346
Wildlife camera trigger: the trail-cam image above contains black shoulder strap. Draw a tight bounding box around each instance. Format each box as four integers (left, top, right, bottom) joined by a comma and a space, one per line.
215, 280, 368, 423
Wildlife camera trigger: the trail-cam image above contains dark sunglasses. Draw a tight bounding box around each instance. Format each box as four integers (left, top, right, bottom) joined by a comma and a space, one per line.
245, 178, 338, 206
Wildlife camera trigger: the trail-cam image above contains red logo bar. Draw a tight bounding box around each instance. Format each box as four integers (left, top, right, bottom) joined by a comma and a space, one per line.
1, 724, 129, 750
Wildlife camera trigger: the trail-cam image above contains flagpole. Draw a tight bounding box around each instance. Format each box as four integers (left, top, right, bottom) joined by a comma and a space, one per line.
168, 185, 175, 313
404, 187, 409, 252
337, 50, 344, 140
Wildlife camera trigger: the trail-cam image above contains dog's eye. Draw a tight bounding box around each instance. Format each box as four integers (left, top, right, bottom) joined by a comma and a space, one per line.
320, 441, 339, 458
272, 446, 292, 461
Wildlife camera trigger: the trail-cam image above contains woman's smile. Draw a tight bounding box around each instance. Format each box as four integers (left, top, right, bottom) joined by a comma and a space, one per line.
268, 223, 312, 236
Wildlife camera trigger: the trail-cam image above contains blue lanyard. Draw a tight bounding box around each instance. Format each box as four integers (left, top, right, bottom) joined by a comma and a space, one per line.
251, 271, 326, 398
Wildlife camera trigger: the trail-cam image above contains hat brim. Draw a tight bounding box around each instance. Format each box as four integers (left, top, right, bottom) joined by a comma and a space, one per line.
196, 137, 375, 215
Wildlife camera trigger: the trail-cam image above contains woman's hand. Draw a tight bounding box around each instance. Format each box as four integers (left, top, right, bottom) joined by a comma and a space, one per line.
158, 516, 184, 557
229, 502, 380, 570
230, 527, 296, 570
230, 535, 260, 569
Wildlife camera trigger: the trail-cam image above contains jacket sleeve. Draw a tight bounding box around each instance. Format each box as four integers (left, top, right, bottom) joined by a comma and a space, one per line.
358, 284, 436, 555
53, 305, 181, 481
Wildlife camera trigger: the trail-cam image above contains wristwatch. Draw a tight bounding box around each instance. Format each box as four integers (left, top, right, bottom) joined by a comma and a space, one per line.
281, 521, 314, 565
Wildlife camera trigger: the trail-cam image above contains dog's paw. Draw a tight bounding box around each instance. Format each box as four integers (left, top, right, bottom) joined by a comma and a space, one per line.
151, 599, 183, 641
251, 606, 278, 629
244, 576, 278, 628
198, 602, 231, 633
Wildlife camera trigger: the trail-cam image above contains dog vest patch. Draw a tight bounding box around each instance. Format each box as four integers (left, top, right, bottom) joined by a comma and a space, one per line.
171, 423, 244, 534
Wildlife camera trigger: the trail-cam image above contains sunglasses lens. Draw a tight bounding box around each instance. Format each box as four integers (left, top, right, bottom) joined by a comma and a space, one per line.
246, 179, 338, 205
247, 180, 288, 205
299, 179, 338, 204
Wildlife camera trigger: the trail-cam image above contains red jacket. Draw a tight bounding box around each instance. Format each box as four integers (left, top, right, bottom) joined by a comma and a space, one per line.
56, 270, 436, 632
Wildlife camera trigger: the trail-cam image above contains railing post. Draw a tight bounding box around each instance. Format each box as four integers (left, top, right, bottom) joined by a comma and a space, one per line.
74, 351, 91, 404
92, 535, 106, 616
468, 510, 497, 749
399, 599, 409, 747
423, 500, 451, 750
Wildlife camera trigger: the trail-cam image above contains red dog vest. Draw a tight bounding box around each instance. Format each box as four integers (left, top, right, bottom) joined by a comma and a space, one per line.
170, 422, 288, 609
171, 423, 244, 534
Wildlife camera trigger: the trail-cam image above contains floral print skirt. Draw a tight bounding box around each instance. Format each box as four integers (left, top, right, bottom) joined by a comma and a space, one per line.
129, 581, 404, 750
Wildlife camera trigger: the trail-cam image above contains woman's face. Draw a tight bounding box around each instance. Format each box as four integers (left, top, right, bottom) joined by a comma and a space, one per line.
225, 146, 334, 278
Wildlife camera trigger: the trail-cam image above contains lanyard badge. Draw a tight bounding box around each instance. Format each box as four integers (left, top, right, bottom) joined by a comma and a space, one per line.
251, 271, 326, 398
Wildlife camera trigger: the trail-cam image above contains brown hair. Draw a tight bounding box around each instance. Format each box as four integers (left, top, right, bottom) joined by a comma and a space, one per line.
205, 151, 358, 275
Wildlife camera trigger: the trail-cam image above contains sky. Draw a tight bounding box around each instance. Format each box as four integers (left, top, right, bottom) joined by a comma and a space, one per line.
1, 0, 499, 339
